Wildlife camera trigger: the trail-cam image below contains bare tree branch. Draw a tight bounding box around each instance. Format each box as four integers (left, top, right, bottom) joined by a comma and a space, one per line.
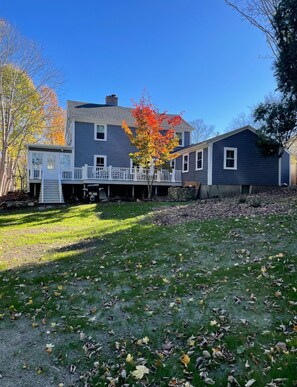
224, 0, 279, 57
190, 119, 218, 144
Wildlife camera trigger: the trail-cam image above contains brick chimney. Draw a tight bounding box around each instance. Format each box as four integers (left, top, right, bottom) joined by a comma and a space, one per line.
105, 94, 118, 106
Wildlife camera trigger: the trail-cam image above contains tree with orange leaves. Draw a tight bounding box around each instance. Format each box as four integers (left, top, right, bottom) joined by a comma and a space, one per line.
41, 86, 66, 145
122, 95, 182, 199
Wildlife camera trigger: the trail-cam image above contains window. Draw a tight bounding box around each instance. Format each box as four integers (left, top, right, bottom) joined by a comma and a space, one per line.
60, 154, 71, 170
170, 159, 175, 169
47, 155, 56, 170
224, 147, 237, 170
196, 150, 203, 170
94, 124, 107, 141
176, 131, 184, 146
182, 154, 189, 173
94, 155, 107, 168
32, 152, 43, 167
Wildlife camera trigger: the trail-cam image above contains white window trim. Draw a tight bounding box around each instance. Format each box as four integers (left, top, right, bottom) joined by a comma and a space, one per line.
224, 147, 237, 170
170, 159, 175, 169
175, 131, 184, 147
94, 155, 107, 168
94, 123, 107, 141
195, 150, 203, 170
182, 154, 189, 173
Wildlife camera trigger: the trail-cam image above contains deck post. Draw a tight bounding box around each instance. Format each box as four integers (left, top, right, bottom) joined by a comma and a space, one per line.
107, 185, 110, 197
157, 171, 161, 182
171, 170, 175, 182
133, 167, 137, 181
109, 165, 112, 180
132, 185, 135, 198
82, 164, 88, 180
155, 185, 158, 196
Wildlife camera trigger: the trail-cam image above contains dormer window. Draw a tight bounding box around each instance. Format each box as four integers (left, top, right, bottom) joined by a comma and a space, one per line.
175, 132, 184, 146
94, 124, 107, 141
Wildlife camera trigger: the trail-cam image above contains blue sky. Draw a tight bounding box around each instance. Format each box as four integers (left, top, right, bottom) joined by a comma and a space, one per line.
2, 0, 276, 131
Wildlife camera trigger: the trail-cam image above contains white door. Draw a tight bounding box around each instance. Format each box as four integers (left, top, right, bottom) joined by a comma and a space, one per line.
44, 154, 59, 179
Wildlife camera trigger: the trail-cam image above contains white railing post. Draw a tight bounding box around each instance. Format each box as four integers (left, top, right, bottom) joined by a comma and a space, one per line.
157, 170, 161, 182
171, 170, 176, 182
109, 165, 112, 180
82, 164, 88, 180
134, 167, 137, 181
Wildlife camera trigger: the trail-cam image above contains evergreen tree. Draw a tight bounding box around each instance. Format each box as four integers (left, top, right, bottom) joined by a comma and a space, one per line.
254, 0, 297, 150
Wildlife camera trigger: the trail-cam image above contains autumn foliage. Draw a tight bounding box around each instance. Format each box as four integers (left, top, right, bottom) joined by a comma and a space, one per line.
122, 95, 182, 198
41, 86, 66, 145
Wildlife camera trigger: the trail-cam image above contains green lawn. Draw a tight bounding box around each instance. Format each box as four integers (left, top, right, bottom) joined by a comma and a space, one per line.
0, 203, 296, 386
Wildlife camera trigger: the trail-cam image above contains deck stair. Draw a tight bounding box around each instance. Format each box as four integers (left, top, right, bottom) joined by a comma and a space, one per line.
39, 179, 64, 204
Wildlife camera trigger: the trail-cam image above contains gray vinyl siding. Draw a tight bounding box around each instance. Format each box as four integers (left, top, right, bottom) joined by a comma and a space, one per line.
212, 130, 279, 185
175, 156, 182, 171
281, 151, 290, 184
75, 121, 191, 168
74, 122, 135, 167
184, 132, 191, 147
179, 148, 208, 184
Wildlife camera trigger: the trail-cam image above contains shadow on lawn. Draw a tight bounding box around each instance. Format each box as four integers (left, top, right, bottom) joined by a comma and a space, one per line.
0, 201, 168, 228
0, 204, 98, 228
0, 218, 155, 311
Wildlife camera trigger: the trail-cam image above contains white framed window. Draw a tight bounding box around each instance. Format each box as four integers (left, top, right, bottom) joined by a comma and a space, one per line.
94, 155, 107, 168
32, 152, 43, 167
182, 154, 189, 173
47, 155, 56, 170
224, 147, 237, 170
94, 124, 107, 141
175, 131, 184, 147
196, 150, 203, 170
170, 159, 175, 169
60, 154, 71, 170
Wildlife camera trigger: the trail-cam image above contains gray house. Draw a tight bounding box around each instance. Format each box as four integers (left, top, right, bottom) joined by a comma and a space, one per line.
27, 95, 193, 203
175, 126, 293, 198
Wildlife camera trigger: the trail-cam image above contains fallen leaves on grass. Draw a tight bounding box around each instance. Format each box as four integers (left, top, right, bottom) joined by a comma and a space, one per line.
131, 365, 149, 380
180, 353, 190, 367
153, 188, 296, 225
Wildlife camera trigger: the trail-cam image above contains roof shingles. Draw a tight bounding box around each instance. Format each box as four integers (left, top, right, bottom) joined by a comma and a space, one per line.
67, 100, 194, 131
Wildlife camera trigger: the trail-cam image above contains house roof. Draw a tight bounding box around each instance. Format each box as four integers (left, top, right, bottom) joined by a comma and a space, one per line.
25, 143, 73, 151
66, 100, 194, 132
176, 125, 258, 154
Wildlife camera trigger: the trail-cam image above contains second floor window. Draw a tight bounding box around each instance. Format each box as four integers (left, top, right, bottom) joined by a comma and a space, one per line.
95, 124, 107, 141
176, 132, 184, 146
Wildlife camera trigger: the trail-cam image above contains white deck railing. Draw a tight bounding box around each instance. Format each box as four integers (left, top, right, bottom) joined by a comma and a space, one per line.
30, 165, 181, 183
